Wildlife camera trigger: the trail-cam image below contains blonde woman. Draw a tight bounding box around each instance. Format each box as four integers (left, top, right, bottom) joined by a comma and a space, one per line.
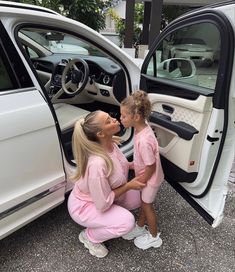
67, 110, 145, 258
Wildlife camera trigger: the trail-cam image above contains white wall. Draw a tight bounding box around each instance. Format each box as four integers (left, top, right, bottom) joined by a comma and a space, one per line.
114, 1, 126, 19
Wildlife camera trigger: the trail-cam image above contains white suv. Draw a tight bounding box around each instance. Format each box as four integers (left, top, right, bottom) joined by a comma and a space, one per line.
0, 0, 234, 240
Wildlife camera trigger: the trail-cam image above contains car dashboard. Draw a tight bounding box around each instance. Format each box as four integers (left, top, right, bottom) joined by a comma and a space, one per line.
32, 53, 127, 105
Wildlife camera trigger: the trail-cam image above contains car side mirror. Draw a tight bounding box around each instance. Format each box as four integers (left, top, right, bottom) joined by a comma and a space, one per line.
158, 58, 196, 79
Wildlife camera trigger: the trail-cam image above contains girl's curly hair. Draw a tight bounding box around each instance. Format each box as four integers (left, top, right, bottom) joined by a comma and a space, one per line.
121, 90, 152, 119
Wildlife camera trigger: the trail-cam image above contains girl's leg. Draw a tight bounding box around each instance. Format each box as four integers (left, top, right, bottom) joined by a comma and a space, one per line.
133, 186, 162, 249
140, 183, 161, 236
141, 202, 158, 237
137, 203, 146, 227
121, 200, 148, 241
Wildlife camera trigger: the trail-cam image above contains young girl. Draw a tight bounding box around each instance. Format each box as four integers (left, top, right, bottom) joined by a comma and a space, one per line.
120, 90, 164, 250
67, 110, 145, 258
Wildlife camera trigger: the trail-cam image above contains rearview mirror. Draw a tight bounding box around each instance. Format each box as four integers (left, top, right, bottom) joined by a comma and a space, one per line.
45, 32, 64, 41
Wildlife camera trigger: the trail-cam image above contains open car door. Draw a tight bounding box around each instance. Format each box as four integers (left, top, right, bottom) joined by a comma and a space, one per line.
0, 20, 66, 239
140, 5, 235, 227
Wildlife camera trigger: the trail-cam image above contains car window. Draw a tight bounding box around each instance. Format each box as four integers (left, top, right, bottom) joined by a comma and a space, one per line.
0, 43, 20, 91
146, 22, 220, 91
0, 56, 14, 91
20, 28, 107, 57
0, 22, 34, 91
22, 44, 39, 58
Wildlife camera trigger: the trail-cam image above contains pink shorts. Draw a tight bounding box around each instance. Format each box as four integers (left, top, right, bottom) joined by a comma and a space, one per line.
141, 182, 161, 203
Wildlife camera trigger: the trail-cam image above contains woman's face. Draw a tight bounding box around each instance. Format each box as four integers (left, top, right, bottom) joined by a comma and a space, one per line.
96, 111, 120, 137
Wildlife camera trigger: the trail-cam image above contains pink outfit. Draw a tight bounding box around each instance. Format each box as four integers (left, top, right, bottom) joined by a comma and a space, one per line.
67, 143, 141, 243
134, 125, 164, 203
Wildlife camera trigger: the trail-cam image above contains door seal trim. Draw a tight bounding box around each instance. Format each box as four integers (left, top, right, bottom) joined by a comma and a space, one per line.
0, 181, 66, 221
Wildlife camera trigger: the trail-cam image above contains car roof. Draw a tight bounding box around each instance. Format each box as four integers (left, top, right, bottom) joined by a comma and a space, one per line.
0, 0, 60, 15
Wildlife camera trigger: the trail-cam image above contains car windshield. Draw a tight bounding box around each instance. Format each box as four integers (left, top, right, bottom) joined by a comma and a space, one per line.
20, 28, 106, 56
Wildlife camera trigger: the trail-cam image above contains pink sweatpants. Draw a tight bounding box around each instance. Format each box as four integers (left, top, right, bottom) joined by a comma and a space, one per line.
67, 190, 141, 243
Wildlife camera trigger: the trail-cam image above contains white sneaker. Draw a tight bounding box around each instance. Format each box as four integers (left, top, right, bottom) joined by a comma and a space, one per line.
122, 223, 148, 240
79, 230, 108, 258
134, 232, 162, 250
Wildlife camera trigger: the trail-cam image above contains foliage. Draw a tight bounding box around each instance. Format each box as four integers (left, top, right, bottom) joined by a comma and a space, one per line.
9, 0, 111, 31
133, 3, 144, 45
108, 8, 125, 47
61, 0, 111, 31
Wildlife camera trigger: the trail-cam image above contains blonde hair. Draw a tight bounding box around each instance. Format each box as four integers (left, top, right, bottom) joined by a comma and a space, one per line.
121, 90, 152, 119
71, 111, 113, 181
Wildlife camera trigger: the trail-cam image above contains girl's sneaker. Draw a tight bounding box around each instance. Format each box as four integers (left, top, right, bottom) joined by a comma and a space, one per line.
134, 232, 162, 250
79, 230, 108, 258
122, 223, 148, 240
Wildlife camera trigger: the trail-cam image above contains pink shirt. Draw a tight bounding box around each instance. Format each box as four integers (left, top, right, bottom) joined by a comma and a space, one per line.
134, 125, 164, 187
72, 143, 129, 212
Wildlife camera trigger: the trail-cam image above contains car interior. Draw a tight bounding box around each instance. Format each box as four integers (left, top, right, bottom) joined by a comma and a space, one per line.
18, 27, 132, 162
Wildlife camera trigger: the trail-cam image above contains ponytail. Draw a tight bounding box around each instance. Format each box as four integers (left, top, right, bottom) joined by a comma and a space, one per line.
71, 111, 113, 181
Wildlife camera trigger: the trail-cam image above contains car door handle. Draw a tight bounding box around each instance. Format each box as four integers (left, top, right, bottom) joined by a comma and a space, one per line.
207, 135, 220, 142
162, 104, 174, 114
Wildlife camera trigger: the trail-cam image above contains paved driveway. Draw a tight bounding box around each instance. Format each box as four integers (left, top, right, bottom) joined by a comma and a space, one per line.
0, 181, 234, 272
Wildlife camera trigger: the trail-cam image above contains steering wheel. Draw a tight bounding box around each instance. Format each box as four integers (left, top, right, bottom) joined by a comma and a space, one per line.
61, 58, 89, 95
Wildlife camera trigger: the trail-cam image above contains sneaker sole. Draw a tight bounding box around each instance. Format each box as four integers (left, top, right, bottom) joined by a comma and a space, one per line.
79, 232, 108, 258
134, 237, 163, 250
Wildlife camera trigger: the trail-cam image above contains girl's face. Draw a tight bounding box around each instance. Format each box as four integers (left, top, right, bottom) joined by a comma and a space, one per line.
120, 106, 134, 128
97, 111, 120, 137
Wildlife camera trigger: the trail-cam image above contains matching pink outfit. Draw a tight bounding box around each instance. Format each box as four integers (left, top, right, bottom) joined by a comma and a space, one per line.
67, 143, 141, 243
133, 124, 164, 203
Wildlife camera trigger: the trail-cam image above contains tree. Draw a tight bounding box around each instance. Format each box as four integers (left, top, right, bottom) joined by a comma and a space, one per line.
61, 0, 111, 31
9, 0, 111, 31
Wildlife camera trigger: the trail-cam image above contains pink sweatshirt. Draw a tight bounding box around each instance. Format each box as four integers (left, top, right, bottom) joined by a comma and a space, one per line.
134, 125, 164, 187
71, 143, 129, 212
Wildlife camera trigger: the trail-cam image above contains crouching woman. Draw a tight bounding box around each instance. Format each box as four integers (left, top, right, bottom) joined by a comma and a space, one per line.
67, 111, 145, 258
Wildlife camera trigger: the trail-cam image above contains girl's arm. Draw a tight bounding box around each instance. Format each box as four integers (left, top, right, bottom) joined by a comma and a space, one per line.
139, 163, 156, 183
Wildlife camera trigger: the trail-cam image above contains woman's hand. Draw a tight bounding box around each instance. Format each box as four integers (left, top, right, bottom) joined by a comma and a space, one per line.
127, 176, 146, 190
113, 176, 145, 199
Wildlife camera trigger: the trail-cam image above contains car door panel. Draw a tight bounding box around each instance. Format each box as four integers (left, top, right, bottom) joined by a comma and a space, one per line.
0, 89, 66, 239
1, 183, 65, 239
0, 23, 66, 239
148, 92, 212, 178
